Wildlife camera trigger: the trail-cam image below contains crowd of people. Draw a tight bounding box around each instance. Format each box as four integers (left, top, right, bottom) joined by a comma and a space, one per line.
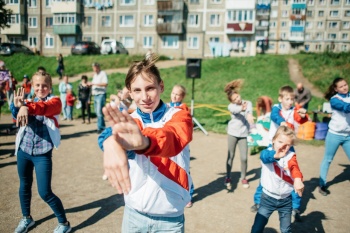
0, 53, 349, 233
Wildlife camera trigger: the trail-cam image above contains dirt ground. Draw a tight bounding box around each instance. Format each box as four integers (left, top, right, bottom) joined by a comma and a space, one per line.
0, 113, 349, 233
1, 59, 349, 232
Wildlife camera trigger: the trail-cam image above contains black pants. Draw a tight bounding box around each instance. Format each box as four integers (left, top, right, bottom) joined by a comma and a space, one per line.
80, 99, 91, 122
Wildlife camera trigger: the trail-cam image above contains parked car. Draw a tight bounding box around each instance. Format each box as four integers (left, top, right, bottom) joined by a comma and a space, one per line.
0, 43, 35, 55
100, 39, 129, 55
71, 41, 101, 55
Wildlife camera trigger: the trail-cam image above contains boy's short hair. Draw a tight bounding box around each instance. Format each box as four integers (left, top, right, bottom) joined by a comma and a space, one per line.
279, 85, 294, 98
272, 125, 296, 144
125, 53, 161, 90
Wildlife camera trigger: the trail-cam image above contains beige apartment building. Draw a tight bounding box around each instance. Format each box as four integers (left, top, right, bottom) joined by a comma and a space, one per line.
0, 0, 349, 58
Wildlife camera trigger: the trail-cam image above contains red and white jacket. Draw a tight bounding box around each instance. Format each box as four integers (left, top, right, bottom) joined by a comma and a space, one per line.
99, 102, 193, 217
260, 146, 303, 199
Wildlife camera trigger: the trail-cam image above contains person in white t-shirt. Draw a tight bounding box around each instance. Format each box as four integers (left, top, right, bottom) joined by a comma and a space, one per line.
89, 62, 108, 133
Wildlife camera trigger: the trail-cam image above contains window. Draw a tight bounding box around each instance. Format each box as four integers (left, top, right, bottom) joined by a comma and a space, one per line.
330, 0, 339, 5
227, 10, 253, 22
9, 37, 21, 44
315, 44, 322, 50
316, 32, 323, 39
46, 17, 53, 27
307, 11, 313, 17
209, 37, 219, 42
188, 14, 199, 27
280, 44, 286, 49
29, 36, 37, 47
305, 33, 311, 39
209, 14, 220, 26
5, 0, 19, 4
187, 36, 199, 49
45, 35, 54, 48
305, 21, 312, 28
143, 0, 154, 4
330, 11, 339, 17
343, 21, 350, 29
281, 33, 287, 39
143, 36, 153, 48
290, 31, 303, 38
144, 15, 154, 26
328, 33, 337, 39
270, 21, 276, 28
345, 11, 350, 17
28, 0, 37, 7
318, 11, 324, 17
308, 0, 314, 5
269, 33, 275, 38
28, 17, 37, 28
341, 45, 348, 51
230, 37, 247, 51
342, 33, 348, 39
102, 15, 111, 27
161, 35, 179, 48
54, 13, 77, 25
84, 16, 92, 27
317, 21, 323, 28
8, 14, 19, 24
211, 0, 221, 3
282, 11, 288, 17
120, 36, 134, 48
45, 0, 51, 7
293, 9, 301, 15
119, 15, 134, 27
329, 22, 338, 28
293, 20, 303, 26
190, 0, 199, 3
281, 21, 287, 27
62, 36, 75, 46
346, 0, 350, 4
318, 0, 325, 4
121, 0, 135, 5
83, 36, 92, 41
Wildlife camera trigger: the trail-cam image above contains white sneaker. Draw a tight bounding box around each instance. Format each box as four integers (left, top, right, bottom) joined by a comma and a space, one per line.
102, 174, 108, 180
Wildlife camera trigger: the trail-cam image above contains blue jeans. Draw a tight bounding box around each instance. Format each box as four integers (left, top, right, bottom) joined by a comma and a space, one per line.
60, 94, 68, 119
320, 131, 350, 187
66, 106, 73, 120
17, 149, 67, 223
251, 192, 292, 233
93, 94, 106, 131
122, 205, 184, 233
254, 183, 301, 209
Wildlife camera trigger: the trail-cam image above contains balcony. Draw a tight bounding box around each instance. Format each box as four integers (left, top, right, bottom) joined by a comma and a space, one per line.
290, 14, 306, 20
157, 0, 184, 11
1, 23, 25, 35
292, 3, 307, 9
290, 26, 305, 32
53, 25, 81, 34
156, 22, 184, 34
51, 0, 80, 13
226, 22, 254, 34
256, 25, 269, 30
256, 3, 270, 10
4, 3, 24, 14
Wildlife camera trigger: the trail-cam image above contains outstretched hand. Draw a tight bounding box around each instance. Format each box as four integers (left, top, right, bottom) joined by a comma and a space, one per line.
103, 137, 131, 194
14, 87, 25, 108
103, 103, 149, 151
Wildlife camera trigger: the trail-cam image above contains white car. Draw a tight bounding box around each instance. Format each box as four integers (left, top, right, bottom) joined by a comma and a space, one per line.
100, 39, 129, 55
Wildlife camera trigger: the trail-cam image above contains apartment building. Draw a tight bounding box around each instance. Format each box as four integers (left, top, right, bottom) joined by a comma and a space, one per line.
0, 0, 349, 58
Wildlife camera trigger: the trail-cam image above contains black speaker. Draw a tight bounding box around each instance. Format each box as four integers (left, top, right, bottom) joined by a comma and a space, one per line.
186, 58, 202, 79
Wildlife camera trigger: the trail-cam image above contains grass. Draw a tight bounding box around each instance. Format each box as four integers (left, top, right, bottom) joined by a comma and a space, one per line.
2, 52, 350, 145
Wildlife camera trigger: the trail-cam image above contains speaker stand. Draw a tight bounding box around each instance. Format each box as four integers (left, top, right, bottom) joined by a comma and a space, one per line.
190, 78, 208, 136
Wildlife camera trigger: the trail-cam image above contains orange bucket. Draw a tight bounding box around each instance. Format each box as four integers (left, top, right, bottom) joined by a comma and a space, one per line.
297, 122, 316, 140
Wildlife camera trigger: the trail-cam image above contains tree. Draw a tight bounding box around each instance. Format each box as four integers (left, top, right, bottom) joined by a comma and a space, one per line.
0, 0, 13, 29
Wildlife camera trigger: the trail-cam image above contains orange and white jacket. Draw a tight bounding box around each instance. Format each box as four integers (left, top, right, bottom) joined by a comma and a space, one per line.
260, 145, 303, 199
98, 101, 193, 217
